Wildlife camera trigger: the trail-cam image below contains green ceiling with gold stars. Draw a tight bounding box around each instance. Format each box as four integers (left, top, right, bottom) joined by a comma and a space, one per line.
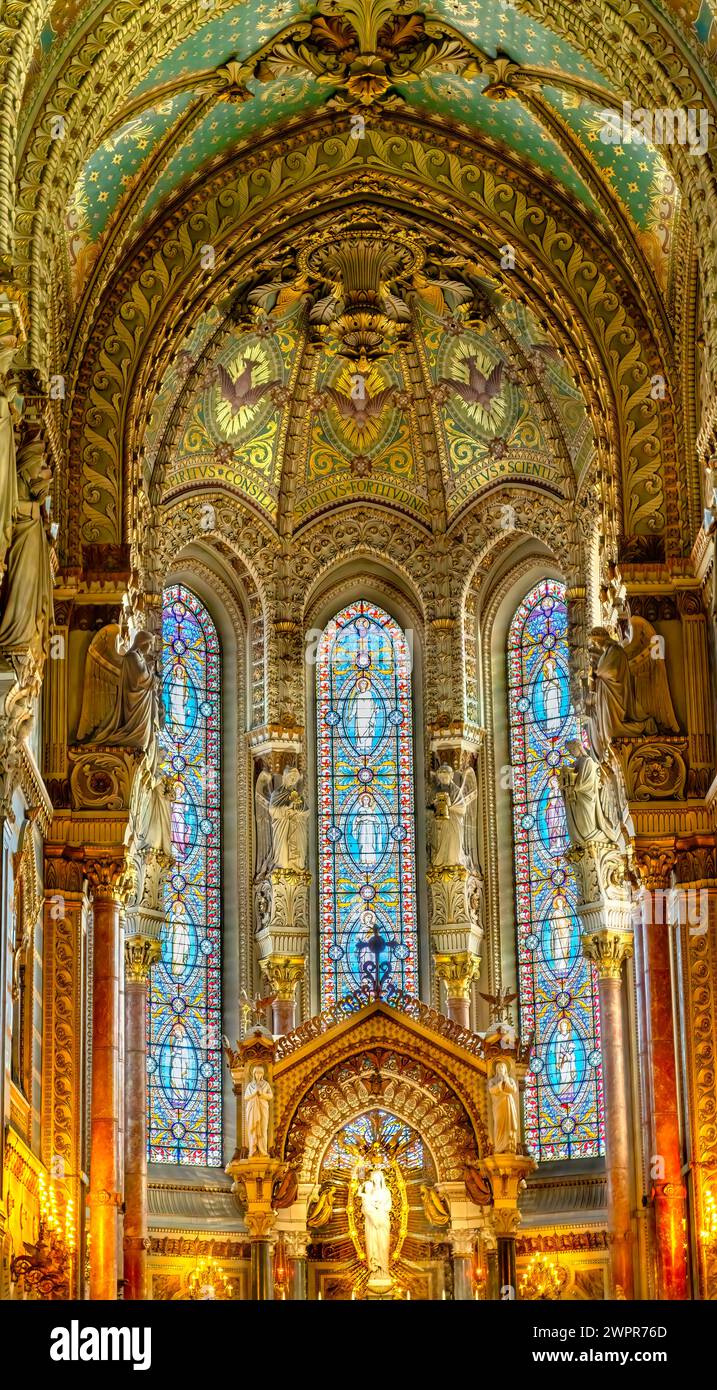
61, 0, 685, 304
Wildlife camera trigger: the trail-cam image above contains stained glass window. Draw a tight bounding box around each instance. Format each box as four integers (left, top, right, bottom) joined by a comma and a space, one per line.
148, 584, 222, 1165
317, 601, 418, 1006
507, 579, 604, 1161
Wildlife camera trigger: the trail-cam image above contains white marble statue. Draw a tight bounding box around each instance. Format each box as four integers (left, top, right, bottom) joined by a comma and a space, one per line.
255, 766, 309, 873
428, 763, 478, 870
359, 1168, 393, 1283
244, 1064, 273, 1158
488, 1061, 519, 1153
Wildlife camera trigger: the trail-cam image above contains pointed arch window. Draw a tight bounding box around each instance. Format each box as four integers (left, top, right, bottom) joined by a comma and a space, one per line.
148, 584, 222, 1165
507, 579, 604, 1161
317, 601, 418, 1006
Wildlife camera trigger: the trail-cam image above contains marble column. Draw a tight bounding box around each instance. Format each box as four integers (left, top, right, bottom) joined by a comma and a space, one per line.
434, 950, 481, 1029
87, 856, 126, 1301
285, 1230, 309, 1300
123, 938, 160, 1300
583, 928, 635, 1299
259, 955, 305, 1035
449, 1229, 475, 1300
634, 850, 688, 1299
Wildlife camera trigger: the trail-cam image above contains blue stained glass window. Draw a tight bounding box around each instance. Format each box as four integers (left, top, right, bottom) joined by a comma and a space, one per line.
507, 579, 605, 1161
317, 601, 418, 1006
148, 584, 222, 1165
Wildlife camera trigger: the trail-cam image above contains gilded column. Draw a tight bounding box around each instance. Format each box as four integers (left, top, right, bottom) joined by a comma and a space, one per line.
634, 848, 688, 1299
676, 591, 714, 797
583, 924, 635, 1299
86, 852, 127, 1301
41, 849, 88, 1300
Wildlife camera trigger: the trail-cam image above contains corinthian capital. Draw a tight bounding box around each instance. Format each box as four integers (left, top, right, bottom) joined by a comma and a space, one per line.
582, 929, 634, 980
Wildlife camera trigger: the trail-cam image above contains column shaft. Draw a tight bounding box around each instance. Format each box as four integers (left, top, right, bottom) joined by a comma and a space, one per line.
598, 974, 634, 1299
251, 1240, 274, 1300
272, 997, 295, 1035
123, 979, 149, 1300
445, 996, 470, 1030
498, 1237, 516, 1298
637, 910, 688, 1298
89, 892, 122, 1300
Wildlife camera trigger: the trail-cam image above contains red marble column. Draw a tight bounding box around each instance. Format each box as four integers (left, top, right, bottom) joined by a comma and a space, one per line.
636, 856, 688, 1298
595, 966, 634, 1299
88, 864, 124, 1301
445, 995, 470, 1030
123, 937, 158, 1301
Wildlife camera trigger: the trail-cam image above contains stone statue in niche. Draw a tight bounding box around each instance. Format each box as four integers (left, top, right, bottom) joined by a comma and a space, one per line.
76, 625, 159, 752
587, 626, 656, 758
488, 1061, 519, 1153
243, 1064, 273, 1158
255, 765, 308, 873
0, 428, 55, 654
427, 763, 478, 870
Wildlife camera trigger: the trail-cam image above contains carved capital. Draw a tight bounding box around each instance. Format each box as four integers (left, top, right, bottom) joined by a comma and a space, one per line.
284, 1230, 309, 1261
582, 928, 634, 980
450, 1229, 477, 1259
259, 954, 305, 1002
124, 934, 162, 984
635, 847, 677, 890
84, 851, 129, 899
434, 951, 481, 1001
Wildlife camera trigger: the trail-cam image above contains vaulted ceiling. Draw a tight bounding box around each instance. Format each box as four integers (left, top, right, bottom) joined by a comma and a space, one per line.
5, 0, 717, 572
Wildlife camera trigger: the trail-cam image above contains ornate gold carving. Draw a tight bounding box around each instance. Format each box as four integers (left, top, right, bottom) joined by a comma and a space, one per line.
582, 929, 634, 981
124, 935, 162, 985
434, 951, 481, 1002
259, 955, 305, 1003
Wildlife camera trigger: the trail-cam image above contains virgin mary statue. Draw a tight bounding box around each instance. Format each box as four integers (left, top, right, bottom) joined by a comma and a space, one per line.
359, 1168, 393, 1285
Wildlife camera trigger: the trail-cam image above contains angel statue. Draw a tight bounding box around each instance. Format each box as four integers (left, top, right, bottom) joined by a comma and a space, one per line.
254, 765, 308, 873
587, 615, 678, 762
427, 763, 478, 870
76, 625, 159, 752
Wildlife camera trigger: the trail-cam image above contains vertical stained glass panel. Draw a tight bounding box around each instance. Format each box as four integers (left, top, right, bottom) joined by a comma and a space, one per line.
317, 601, 418, 1006
148, 584, 222, 1165
507, 579, 604, 1161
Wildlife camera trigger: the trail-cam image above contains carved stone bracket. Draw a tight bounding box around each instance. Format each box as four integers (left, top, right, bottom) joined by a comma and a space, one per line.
67, 745, 144, 813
